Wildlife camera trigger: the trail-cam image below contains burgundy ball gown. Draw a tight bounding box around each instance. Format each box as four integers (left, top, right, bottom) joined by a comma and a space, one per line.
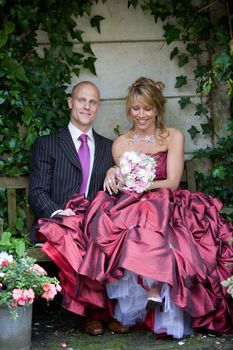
37, 152, 233, 337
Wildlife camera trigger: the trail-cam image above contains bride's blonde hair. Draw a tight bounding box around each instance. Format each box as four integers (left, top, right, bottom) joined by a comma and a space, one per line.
126, 77, 168, 140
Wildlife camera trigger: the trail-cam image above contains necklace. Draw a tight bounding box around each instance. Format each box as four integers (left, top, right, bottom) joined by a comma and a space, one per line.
131, 133, 155, 143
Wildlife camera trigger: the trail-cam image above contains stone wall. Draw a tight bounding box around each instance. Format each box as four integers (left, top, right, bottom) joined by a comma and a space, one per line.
37, 0, 212, 158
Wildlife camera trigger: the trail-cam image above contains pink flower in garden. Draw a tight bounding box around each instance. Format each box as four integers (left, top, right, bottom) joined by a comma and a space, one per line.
56, 284, 62, 292
23, 288, 35, 303
32, 263, 47, 275
12, 288, 35, 305
12, 288, 23, 301
0, 252, 13, 267
17, 298, 26, 306
0, 252, 61, 318
42, 282, 51, 292
42, 283, 57, 300
10, 300, 18, 308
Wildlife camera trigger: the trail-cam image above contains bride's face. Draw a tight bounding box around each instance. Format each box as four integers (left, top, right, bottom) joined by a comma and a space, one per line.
129, 96, 157, 132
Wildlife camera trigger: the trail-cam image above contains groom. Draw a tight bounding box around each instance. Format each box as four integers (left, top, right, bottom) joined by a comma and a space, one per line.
28, 81, 129, 335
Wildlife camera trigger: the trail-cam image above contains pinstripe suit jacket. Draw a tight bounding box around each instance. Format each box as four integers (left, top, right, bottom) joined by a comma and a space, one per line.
28, 126, 114, 221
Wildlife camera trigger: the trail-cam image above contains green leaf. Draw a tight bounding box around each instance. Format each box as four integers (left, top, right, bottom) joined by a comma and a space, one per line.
193, 65, 208, 79
170, 47, 179, 60
7, 137, 17, 150
22, 106, 33, 126
213, 52, 232, 70
215, 31, 228, 45
186, 43, 202, 55
0, 91, 7, 105
178, 97, 191, 109
90, 15, 105, 34
202, 77, 214, 95
175, 75, 187, 88
15, 217, 24, 231
84, 56, 97, 75
195, 103, 208, 117
163, 24, 180, 45
15, 65, 29, 82
0, 31, 7, 48
4, 21, 15, 35
128, 0, 138, 9
0, 231, 12, 246
226, 121, 233, 131
70, 52, 84, 65
15, 239, 26, 257
200, 123, 212, 134
25, 127, 37, 148
83, 42, 95, 56
178, 54, 189, 67
71, 29, 84, 42
188, 125, 200, 139
72, 67, 80, 77
141, 4, 150, 13
213, 166, 225, 180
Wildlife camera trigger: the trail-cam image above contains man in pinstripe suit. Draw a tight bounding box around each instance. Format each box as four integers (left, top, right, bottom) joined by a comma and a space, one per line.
29, 81, 114, 230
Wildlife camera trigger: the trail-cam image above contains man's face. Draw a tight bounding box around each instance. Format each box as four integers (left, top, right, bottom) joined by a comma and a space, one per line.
67, 83, 100, 132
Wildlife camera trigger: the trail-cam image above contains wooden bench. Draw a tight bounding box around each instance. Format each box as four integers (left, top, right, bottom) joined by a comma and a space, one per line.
0, 160, 197, 261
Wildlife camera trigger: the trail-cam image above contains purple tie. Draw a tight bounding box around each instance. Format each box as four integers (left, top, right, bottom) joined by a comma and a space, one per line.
78, 134, 90, 194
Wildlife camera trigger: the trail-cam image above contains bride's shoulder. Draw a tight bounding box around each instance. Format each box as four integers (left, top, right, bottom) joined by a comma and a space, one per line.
166, 127, 184, 140
113, 132, 130, 146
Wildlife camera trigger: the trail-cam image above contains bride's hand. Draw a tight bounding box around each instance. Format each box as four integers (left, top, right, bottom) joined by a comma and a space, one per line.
103, 167, 118, 195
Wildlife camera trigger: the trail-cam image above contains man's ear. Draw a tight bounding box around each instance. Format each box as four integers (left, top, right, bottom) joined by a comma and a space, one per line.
67, 96, 72, 109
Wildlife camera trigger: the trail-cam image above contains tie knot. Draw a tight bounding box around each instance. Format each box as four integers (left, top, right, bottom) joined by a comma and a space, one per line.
79, 134, 88, 143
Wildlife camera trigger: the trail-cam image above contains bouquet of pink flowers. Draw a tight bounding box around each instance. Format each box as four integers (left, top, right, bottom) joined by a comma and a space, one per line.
0, 250, 61, 318
116, 151, 156, 193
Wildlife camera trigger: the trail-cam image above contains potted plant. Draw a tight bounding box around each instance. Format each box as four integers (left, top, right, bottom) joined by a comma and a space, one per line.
0, 231, 61, 350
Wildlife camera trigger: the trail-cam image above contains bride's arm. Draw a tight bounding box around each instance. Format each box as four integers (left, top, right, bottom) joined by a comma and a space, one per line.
150, 128, 184, 191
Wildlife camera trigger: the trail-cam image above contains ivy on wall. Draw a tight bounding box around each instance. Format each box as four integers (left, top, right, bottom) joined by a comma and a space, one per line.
128, 0, 233, 216
0, 0, 99, 176
0, 0, 232, 229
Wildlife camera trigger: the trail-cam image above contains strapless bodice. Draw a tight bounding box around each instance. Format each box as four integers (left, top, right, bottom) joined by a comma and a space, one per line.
149, 151, 167, 180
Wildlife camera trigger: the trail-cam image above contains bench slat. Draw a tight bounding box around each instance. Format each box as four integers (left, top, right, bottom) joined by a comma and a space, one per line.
7, 188, 17, 227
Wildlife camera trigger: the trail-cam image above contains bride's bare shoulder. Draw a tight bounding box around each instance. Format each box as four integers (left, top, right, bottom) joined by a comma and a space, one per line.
167, 127, 184, 139
113, 131, 131, 147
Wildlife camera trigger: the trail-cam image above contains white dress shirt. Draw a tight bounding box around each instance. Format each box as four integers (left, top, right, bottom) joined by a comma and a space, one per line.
51, 122, 95, 217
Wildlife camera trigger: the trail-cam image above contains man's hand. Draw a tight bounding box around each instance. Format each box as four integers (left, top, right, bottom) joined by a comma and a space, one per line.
58, 208, 76, 216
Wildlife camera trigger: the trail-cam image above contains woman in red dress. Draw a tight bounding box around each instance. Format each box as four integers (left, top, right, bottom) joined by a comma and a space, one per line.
38, 77, 233, 339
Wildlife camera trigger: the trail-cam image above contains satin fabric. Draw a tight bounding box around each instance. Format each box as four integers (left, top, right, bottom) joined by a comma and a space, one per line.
37, 152, 233, 333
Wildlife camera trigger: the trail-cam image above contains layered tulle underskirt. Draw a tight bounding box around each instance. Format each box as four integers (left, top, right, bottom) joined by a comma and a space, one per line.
107, 269, 192, 338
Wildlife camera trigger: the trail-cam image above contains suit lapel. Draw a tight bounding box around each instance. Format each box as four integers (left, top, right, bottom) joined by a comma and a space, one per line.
92, 131, 107, 173
57, 127, 82, 169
